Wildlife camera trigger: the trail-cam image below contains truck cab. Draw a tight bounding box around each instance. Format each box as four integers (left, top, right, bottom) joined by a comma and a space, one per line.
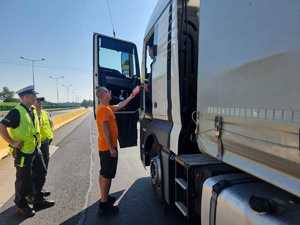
93, 0, 300, 224
93, 0, 200, 205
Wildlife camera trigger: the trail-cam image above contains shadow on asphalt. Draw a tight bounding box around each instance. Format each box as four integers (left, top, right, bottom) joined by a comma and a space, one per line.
0, 205, 30, 225
0, 178, 187, 225
61, 177, 187, 225
59, 190, 125, 225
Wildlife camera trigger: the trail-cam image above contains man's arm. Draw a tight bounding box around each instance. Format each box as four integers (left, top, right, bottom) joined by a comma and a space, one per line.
111, 94, 134, 112
0, 109, 23, 149
111, 86, 140, 112
0, 123, 23, 149
102, 121, 117, 157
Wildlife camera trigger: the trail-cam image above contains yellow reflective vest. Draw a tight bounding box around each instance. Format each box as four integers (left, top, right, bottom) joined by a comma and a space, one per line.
7, 104, 40, 154
39, 110, 54, 142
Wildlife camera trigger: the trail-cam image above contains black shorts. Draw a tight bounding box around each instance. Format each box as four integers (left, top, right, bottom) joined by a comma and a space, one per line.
99, 151, 118, 179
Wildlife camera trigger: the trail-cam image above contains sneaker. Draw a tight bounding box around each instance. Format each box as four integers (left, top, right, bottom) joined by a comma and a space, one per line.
33, 199, 55, 211
108, 195, 117, 205
16, 205, 35, 217
98, 201, 119, 217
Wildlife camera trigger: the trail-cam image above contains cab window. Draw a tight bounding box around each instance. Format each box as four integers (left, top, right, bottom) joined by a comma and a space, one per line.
99, 39, 137, 79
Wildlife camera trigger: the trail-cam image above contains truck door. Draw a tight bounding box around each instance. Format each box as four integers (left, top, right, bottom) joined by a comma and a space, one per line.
93, 33, 140, 148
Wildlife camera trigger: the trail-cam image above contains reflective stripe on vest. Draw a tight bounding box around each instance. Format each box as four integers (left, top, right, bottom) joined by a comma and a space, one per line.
40, 110, 53, 142
7, 104, 40, 154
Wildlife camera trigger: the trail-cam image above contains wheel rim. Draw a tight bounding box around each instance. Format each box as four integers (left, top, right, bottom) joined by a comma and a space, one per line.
150, 156, 162, 189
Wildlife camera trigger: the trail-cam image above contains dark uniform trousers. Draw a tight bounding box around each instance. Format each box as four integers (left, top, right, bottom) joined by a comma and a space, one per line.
40, 139, 51, 169
14, 151, 34, 207
14, 148, 47, 207
32, 149, 47, 201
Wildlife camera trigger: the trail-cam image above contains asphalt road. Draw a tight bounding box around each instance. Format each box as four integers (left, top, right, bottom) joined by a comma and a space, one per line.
0, 112, 185, 225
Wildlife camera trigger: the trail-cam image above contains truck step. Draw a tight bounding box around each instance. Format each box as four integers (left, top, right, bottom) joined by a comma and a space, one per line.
175, 178, 188, 190
175, 201, 188, 217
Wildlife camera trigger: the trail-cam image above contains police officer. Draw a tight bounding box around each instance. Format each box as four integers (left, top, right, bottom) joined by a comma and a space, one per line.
0, 86, 54, 217
33, 97, 53, 194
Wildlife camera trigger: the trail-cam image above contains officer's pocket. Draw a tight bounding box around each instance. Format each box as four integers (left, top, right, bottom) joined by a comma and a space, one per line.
14, 151, 33, 168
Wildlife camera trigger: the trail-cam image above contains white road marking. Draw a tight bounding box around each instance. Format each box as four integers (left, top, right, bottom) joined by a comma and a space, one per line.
77, 115, 96, 225
49, 145, 59, 156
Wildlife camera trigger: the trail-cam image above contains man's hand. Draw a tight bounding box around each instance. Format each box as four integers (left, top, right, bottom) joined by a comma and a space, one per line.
109, 147, 118, 158
131, 85, 141, 97
11, 140, 23, 150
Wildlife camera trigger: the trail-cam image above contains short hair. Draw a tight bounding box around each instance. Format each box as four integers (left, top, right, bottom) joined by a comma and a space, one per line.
96, 86, 108, 98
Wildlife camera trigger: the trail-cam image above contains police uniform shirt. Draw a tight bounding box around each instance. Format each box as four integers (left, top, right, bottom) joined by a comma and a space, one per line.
0, 103, 35, 128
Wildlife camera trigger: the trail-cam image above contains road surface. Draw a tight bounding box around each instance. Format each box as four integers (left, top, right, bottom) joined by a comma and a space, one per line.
0, 112, 185, 225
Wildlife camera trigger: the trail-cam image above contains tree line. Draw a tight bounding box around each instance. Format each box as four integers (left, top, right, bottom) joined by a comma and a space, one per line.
0, 87, 93, 108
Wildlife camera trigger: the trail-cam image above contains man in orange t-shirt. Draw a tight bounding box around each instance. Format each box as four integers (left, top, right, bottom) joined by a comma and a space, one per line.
96, 86, 139, 216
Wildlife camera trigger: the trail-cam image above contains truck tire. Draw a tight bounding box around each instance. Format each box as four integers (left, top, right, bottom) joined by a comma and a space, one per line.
150, 155, 163, 201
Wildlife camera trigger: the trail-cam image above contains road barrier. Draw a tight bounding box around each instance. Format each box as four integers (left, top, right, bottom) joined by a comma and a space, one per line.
0, 108, 89, 160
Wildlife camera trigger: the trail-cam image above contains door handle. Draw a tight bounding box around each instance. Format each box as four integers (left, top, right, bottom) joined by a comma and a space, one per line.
154, 102, 158, 108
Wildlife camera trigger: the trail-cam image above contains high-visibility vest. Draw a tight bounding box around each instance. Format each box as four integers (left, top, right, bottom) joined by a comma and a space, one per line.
40, 110, 54, 142
7, 104, 40, 154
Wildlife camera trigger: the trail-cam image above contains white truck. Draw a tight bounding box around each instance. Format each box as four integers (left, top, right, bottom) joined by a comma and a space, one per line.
93, 0, 300, 224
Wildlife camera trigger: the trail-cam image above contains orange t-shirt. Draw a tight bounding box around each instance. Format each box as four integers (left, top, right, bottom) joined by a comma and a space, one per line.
96, 104, 118, 151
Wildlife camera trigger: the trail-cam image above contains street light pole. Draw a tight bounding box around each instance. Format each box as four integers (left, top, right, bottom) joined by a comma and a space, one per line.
20, 57, 45, 88
49, 76, 64, 103
72, 90, 76, 103
62, 84, 72, 102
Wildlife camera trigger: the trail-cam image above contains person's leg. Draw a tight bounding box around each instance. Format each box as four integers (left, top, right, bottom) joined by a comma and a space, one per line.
98, 151, 118, 216
14, 152, 35, 217
40, 139, 50, 169
31, 150, 54, 210
99, 175, 111, 202
31, 150, 46, 201
39, 140, 52, 197
15, 164, 32, 207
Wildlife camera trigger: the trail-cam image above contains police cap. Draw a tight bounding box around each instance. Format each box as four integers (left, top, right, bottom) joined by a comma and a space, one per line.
16, 85, 39, 97
37, 97, 45, 102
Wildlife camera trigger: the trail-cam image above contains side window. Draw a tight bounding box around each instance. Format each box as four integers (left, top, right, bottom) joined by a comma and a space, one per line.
145, 24, 159, 75
146, 45, 153, 74
99, 48, 122, 73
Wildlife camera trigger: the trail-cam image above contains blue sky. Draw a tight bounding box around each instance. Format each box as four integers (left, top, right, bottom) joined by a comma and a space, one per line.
0, 0, 157, 102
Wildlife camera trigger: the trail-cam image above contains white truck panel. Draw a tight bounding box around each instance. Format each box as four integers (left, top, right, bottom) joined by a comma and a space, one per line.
197, 0, 300, 197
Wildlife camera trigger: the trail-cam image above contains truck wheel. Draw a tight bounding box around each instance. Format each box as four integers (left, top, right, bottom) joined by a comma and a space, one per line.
150, 155, 163, 201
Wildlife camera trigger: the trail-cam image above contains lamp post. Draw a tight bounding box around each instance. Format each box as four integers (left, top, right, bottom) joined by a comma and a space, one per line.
49, 76, 64, 103
62, 84, 72, 102
20, 57, 45, 88
71, 90, 76, 103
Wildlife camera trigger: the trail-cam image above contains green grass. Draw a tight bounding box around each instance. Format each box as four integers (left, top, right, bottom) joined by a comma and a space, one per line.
0, 102, 18, 111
